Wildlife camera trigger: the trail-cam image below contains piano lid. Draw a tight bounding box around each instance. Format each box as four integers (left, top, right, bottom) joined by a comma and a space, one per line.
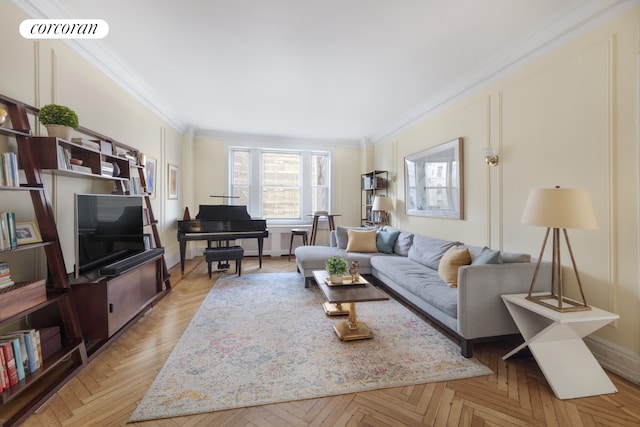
195, 204, 251, 220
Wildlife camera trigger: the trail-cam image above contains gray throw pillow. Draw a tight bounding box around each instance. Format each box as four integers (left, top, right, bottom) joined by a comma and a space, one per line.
394, 232, 414, 256
502, 252, 532, 263
471, 247, 503, 265
376, 230, 400, 254
408, 235, 461, 270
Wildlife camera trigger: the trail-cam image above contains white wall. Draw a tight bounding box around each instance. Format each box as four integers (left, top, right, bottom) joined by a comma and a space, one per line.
188, 134, 362, 255
375, 6, 640, 371
0, 4, 184, 274
3, 0, 638, 381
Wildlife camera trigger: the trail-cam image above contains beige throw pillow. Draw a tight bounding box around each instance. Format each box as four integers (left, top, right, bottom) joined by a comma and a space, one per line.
438, 245, 471, 287
346, 229, 378, 253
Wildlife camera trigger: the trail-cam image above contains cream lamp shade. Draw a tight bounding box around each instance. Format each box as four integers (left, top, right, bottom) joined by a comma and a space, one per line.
372, 195, 393, 212
521, 187, 598, 230
521, 186, 597, 312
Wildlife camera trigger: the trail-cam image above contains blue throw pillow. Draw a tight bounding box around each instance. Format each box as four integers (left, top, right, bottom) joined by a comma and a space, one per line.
376, 230, 400, 254
471, 247, 503, 265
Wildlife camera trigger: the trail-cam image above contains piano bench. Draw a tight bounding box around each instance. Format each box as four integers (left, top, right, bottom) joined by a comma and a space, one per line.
205, 246, 244, 278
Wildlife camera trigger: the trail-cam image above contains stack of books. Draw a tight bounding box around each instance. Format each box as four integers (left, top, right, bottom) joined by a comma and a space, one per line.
71, 137, 100, 151
129, 176, 141, 194
0, 329, 46, 391
0, 262, 13, 289
101, 161, 114, 177
56, 145, 72, 170
0, 212, 17, 250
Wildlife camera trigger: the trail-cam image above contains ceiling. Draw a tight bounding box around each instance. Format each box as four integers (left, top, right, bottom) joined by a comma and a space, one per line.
15, 0, 636, 141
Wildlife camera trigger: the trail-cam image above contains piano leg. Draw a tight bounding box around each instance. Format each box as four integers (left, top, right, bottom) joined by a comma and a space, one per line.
258, 237, 264, 268
179, 240, 187, 273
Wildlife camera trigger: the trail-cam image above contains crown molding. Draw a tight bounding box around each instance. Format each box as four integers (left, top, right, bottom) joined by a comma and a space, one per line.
195, 128, 360, 148
12, 0, 188, 133
370, 0, 640, 143
13, 0, 640, 142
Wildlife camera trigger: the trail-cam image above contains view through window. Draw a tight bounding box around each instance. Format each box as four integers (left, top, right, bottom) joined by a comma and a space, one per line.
230, 148, 330, 220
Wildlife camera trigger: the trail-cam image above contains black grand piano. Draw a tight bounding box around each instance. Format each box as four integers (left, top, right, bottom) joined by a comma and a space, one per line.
177, 205, 268, 273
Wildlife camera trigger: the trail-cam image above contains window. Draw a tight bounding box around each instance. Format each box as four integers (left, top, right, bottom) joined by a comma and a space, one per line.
262, 153, 300, 218
231, 150, 250, 207
229, 148, 331, 220
311, 154, 328, 214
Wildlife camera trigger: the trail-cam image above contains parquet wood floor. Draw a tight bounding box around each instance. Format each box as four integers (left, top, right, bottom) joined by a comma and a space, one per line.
24, 257, 640, 426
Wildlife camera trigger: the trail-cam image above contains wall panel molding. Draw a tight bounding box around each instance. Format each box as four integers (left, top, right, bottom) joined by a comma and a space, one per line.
497, 34, 616, 313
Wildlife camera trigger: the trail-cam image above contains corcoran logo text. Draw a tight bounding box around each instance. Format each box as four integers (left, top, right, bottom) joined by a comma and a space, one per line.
20, 19, 109, 39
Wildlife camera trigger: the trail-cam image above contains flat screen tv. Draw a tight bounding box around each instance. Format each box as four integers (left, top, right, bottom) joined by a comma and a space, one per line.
74, 194, 145, 278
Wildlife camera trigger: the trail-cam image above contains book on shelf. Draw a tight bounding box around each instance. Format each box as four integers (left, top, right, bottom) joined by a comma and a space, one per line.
1, 337, 25, 381
0, 212, 17, 250
0, 329, 47, 391
143, 233, 153, 250
101, 161, 114, 177
34, 329, 43, 366
0, 340, 18, 386
143, 207, 151, 225
361, 175, 386, 190
15, 330, 41, 372
0, 332, 36, 376
0, 260, 14, 286
71, 137, 101, 150
1, 152, 19, 187
70, 164, 93, 174
0, 347, 7, 391
129, 176, 141, 195
0, 278, 15, 289
56, 145, 72, 170
7, 212, 17, 249
0, 214, 9, 250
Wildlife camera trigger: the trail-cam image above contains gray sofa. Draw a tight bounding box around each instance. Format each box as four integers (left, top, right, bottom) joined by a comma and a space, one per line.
294, 226, 552, 357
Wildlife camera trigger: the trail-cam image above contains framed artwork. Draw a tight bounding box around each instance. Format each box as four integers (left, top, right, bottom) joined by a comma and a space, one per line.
404, 137, 464, 219
144, 155, 157, 199
15, 221, 42, 245
168, 163, 179, 199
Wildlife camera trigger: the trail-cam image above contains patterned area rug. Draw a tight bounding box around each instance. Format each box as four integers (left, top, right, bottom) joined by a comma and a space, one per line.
130, 272, 492, 422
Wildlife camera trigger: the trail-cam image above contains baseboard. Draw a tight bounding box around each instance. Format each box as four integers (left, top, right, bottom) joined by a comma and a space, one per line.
585, 335, 640, 385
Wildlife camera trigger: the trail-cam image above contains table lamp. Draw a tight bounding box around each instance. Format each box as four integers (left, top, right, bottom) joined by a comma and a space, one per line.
372, 195, 393, 225
521, 186, 598, 312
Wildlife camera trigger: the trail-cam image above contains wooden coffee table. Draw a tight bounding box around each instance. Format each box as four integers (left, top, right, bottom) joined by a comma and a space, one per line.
312, 270, 389, 341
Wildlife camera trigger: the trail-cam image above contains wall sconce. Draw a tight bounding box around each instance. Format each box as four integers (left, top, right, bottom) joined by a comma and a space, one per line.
483, 147, 499, 166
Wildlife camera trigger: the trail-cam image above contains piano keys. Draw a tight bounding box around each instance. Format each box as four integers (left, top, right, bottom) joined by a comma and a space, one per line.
177, 205, 268, 273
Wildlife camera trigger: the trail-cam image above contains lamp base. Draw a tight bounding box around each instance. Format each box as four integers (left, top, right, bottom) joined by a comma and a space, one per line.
526, 293, 591, 312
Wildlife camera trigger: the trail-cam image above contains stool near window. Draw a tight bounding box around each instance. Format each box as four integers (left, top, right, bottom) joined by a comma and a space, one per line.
289, 228, 309, 261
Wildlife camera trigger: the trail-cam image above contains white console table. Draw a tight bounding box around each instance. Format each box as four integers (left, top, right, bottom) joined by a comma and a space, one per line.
501, 293, 618, 399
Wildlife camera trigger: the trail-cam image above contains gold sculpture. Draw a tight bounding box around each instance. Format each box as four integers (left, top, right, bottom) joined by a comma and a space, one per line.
349, 261, 360, 283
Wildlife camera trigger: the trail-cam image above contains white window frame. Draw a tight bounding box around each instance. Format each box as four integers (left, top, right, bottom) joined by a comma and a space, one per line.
227, 144, 332, 224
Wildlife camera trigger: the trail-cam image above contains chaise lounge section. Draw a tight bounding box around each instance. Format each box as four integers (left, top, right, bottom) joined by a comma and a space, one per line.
295, 226, 552, 357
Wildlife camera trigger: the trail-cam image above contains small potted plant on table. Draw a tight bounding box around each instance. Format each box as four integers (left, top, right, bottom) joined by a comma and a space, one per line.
38, 104, 78, 140
326, 256, 348, 284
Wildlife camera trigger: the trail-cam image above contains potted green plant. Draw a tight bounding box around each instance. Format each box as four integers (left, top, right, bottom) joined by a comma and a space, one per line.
326, 256, 348, 284
38, 104, 78, 140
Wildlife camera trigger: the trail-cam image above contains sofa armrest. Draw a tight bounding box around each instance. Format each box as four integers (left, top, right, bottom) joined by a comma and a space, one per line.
456, 260, 552, 339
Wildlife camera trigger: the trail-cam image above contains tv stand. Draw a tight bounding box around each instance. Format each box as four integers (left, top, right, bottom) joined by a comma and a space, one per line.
98, 248, 165, 277
71, 253, 166, 341
0, 91, 171, 425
